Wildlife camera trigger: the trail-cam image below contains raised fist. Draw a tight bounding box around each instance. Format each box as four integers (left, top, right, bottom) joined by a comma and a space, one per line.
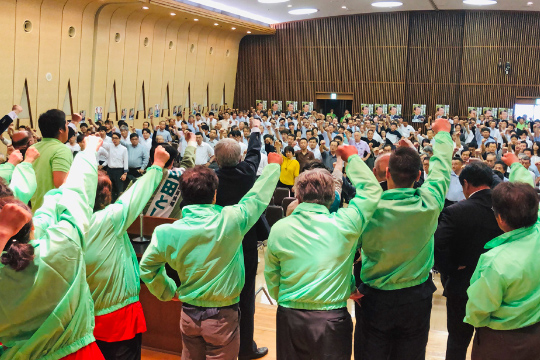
0, 203, 32, 239
153, 146, 171, 168
12, 105, 23, 114
24, 147, 40, 164
84, 135, 103, 152
8, 150, 23, 166
432, 118, 451, 135
268, 152, 283, 165
502, 153, 519, 167
336, 145, 358, 162
71, 113, 82, 123
185, 131, 196, 143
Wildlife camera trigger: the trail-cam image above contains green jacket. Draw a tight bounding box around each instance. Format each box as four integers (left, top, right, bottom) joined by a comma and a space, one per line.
0, 162, 37, 203
0, 149, 98, 360
264, 155, 382, 310
465, 163, 540, 330
139, 163, 281, 307
359, 131, 453, 290
85, 165, 164, 316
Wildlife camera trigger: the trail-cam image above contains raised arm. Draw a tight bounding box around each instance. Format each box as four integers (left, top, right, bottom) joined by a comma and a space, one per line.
224, 154, 282, 238
9, 148, 39, 203
504, 153, 535, 187
0, 150, 23, 182
243, 120, 262, 175
179, 133, 197, 169
419, 119, 454, 210
334, 146, 382, 240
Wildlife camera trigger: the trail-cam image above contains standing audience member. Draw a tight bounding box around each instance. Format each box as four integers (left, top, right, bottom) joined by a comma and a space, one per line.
276, 145, 300, 192
294, 138, 314, 170
434, 162, 502, 360
106, 133, 128, 202
30, 110, 75, 211
465, 153, 540, 360
445, 157, 466, 206
85, 147, 170, 360
357, 119, 453, 360
194, 132, 215, 166
0, 136, 106, 360
123, 133, 149, 184
265, 145, 382, 359
139, 154, 282, 360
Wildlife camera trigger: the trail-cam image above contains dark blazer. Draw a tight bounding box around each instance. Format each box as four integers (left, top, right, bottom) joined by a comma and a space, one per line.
434, 189, 503, 298
0, 114, 14, 135
216, 131, 268, 251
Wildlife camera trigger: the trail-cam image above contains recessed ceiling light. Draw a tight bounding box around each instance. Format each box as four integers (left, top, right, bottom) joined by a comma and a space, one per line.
184, 0, 279, 24
170, 12, 176, 16
463, 0, 497, 5
232, 27, 236, 30
371, 1, 403, 7
247, 31, 252, 33
288, 8, 319, 14
142, 6, 149, 9
527, 1, 533, 4
342, 5, 347, 8
194, 18, 199, 21
258, 0, 289, 3
288, 4, 292, 6
214, 23, 219, 25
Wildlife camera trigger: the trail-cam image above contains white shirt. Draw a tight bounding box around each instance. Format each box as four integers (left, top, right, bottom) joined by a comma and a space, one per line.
66, 143, 80, 154
140, 137, 153, 150
257, 152, 268, 176
446, 172, 466, 202
309, 146, 322, 160
107, 143, 129, 170
195, 142, 214, 165
239, 141, 248, 159
399, 125, 415, 138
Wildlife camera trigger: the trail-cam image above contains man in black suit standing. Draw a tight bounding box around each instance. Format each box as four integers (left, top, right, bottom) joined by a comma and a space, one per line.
434, 162, 503, 360
214, 118, 269, 360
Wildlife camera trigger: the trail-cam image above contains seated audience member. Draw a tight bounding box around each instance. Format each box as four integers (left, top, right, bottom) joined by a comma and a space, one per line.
265, 144, 382, 360
465, 153, 540, 360
0, 136, 106, 360
30, 110, 75, 211
84, 146, 170, 360
139, 153, 283, 360
144, 133, 196, 219
357, 119, 453, 360
434, 162, 502, 360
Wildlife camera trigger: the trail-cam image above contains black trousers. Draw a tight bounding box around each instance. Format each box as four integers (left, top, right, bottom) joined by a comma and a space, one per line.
472, 322, 540, 360
353, 260, 363, 360
108, 168, 125, 202
96, 333, 142, 360
446, 295, 474, 360
360, 293, 432, 360
239, 247, 258, 356
276, 306, 353, 360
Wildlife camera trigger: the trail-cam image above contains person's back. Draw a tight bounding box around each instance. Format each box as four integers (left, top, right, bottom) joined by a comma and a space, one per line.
30, 109, 72, 211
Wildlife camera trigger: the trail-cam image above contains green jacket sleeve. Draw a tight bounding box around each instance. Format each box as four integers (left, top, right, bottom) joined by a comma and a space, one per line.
180, 144, 196, 170
226, 163, 281, 238
139, 229, 179, 301
32, 148, 98, 248
465, 264, 504, 327
420, 132, 453, 210
9, 162, 37, 203
509, 163, 535, 187
337, 154, 382, 245
264, 243, 281, 301
110, 165, 163, 236
0, 162, 15, 182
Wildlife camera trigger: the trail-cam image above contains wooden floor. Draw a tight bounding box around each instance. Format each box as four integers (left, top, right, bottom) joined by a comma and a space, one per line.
142, 250, 472, 360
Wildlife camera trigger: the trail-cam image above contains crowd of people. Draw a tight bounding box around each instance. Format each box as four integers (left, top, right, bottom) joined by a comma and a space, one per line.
0, 102, 539, 360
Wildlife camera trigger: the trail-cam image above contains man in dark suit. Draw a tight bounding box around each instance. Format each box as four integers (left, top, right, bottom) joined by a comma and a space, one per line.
434, 162, 503, 360
214, 118, 269, 360
0, 105, 23, 134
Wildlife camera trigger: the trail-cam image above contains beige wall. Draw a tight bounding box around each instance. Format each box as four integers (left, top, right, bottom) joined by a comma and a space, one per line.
2, 0, 247, 130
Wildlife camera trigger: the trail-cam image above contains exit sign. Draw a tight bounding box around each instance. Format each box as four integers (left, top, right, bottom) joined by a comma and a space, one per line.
331, 93, 337, 99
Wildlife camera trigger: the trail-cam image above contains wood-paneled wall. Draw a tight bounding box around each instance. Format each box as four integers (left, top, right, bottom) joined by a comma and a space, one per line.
0, 0, 258, 130
235, 11, 540, 118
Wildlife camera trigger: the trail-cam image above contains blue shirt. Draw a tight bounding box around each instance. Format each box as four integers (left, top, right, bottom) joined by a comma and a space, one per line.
156, 129, 172, 142
124, 143, 149, 169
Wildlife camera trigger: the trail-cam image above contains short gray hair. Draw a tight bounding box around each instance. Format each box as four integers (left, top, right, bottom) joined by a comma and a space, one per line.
214, 138, 242, 168
294, 168, 335, 208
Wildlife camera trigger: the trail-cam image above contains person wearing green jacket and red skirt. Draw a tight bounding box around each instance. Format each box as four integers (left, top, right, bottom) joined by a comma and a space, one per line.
264, 145, 382, 359
83, 137, 195, 360
139, 152, 283, 360
0, 136, 105, 360
465, 153, 540, 360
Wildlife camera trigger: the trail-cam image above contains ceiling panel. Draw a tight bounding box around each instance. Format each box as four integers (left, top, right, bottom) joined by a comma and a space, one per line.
179, 0, 540, 24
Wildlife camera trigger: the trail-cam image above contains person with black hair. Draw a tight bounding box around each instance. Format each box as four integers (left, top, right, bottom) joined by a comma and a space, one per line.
84, 146, 170, 360
434, 161, 503, 360
123, 133, 149, 185
465, 153, 540, 359
0, 135, 106, 360
29, 109, 74, 211
356, 119, 453, 360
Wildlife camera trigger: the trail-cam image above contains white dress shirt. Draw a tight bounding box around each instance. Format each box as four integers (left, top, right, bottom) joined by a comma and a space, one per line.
195, 142, 214, 165
256, 152, 268, 176
399, 125, 415, 138
107, 143, 129, 171
309, 145, 322, 160
446, 172, 466, 202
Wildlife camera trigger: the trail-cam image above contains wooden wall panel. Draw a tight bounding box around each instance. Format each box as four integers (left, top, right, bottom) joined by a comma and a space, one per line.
235, 10, 540, 118
0, 0, 245, 133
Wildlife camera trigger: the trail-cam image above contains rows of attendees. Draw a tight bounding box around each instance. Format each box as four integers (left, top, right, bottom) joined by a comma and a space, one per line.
0, 103, 539, 360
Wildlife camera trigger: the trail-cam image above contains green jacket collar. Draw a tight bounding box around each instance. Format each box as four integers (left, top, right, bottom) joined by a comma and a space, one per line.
181, 204, 223, 218
485, 223, 537, 249
41, 137, 63, 144
381, 187, 417, 200
292, 202, 330, 215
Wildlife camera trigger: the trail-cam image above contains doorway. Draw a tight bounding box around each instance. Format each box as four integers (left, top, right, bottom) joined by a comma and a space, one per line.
317, 99, 353, 120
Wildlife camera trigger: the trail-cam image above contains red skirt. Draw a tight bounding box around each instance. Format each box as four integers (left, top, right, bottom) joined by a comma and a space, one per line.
60, 342, 104, 360
94, 301, 147, 342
